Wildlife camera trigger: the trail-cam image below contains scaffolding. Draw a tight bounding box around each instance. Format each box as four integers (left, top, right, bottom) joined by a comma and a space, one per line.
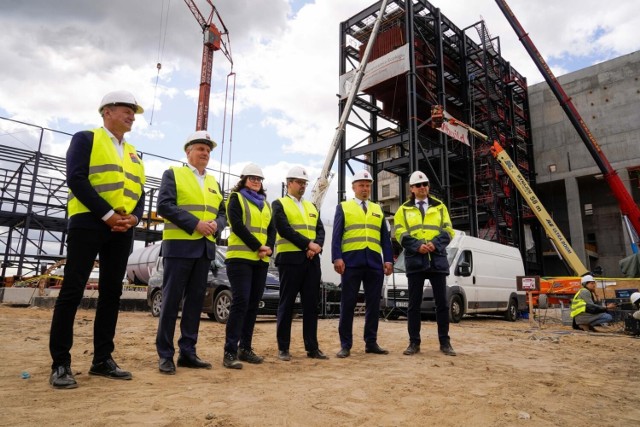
0, 117, 238, 280
338, 0, 542, 274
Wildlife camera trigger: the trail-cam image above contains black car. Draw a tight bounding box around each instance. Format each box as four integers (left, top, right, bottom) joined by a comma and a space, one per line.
146, 247, 282, 323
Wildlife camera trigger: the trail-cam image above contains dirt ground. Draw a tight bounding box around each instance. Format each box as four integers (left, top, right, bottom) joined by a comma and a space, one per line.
1, 305, 639, 426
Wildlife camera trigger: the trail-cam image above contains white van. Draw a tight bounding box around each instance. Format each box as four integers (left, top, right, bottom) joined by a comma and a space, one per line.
382, 231, 526, 322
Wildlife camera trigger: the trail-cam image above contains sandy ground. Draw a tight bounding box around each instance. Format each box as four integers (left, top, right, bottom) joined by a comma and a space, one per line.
1, 305, 639, 427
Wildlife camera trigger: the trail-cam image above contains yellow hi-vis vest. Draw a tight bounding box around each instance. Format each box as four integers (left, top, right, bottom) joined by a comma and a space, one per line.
275, 196, 318, 253
68, 128, 145, 217
393, 196, 454, 244
340, 200, 383, 255
571, 288, 589, 318
226, 192, 272, 263
162, 166, 223, 242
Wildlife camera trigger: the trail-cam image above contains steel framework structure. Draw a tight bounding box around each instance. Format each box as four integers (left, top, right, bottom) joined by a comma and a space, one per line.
337, 0, 542, 273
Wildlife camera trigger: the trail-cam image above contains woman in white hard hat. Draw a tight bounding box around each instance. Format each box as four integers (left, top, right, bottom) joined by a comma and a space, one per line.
222, 163, 275, 369
570, 275, 616, 331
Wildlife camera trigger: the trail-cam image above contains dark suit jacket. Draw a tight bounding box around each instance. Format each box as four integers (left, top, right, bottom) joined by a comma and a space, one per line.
66, 129, 145, 233
157, 167, 227, 259
272, 197, 325, 266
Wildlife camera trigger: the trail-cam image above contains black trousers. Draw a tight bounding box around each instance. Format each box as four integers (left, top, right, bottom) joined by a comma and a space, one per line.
224, 262, 268, 353
276, 260, 321, 352
155, 254, 210, 359
49, 227, 132, 368
406, 271, 450, 346
338, 266, 383, 349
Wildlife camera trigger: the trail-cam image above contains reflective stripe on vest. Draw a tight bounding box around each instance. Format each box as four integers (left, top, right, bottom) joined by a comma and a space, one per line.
275, 197, 318, 253
571, 288, 588, 318
226, 192, 272, 262
68, 128, 145, 217
162, 166, 223, 241
341, 200, 383, 255
393, 196, 454, 243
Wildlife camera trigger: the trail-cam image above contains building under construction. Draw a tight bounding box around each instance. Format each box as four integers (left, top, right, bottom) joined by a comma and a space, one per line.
337, 0, 541, 273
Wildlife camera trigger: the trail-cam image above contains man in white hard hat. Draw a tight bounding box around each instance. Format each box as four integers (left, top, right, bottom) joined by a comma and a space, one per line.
49, 91, 146, 389
332, 170, 393, 358
631, 292, 640, 320
272, 166, 327, 361
571, 274, 616, 331
155, 130, 227, 374
393, 170, 456, 356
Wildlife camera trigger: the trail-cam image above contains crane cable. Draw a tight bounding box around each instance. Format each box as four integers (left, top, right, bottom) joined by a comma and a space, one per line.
150, 0, 171, 125
219, 70, 236, 183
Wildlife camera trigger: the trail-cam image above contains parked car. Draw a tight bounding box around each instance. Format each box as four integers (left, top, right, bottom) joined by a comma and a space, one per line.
147, 247, 282, 323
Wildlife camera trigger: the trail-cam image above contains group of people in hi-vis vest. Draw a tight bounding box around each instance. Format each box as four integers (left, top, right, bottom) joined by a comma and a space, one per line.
49, 90, 456, 390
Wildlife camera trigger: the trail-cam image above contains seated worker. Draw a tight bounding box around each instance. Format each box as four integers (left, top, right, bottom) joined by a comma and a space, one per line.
571, 274, 616, 331
630, 292, 640, 320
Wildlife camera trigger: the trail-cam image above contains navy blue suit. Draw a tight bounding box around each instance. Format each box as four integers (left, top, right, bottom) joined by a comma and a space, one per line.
272, 198, 325, 352
332, 202, 393, 350
155, 168, 226, 359
49, 129, 145, 368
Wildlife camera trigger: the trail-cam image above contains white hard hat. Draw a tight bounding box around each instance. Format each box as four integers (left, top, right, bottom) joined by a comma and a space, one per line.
580, 274, 595, 285
630, 292, 640, 305
353, 169, 373, 183
98, 90, 144, 114
409, 171, 429, 186
286, 166, 308, 181
184, 130, 217, 151
241, 163, 264, 179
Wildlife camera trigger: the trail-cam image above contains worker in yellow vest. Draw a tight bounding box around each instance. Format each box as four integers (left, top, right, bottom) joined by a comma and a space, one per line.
49, 91, 145, 389
393, 171, 456, 357
272, 166, 327, 361
332, 170, 393, 358
155, 131, 226, 374
222, 163, 275, 369
571, 274, 616, 331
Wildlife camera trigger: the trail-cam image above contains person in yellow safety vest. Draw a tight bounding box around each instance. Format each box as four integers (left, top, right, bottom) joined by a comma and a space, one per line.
571, 274, 616, 331
49, 90, 146, 389
272, 166, 327, 361
155, 131, 227, 375
332, 169, 394, 359
222, 163, 276, 369
393, 170, 457, 357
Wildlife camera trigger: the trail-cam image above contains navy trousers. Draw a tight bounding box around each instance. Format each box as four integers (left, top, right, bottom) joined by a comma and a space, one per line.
155, 254, 210, 359
224, 262, 268, 354
49, 227, 132, 368
338, 266, 383, 349
276, 260, 321, 352
406, 271, 450, 345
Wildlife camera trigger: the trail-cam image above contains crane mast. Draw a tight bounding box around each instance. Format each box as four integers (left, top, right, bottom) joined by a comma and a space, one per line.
494, 0, 640, 249
184, 0, 232, 131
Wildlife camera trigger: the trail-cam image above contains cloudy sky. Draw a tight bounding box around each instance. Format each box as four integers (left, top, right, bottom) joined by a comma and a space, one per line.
1, 0, 639, 219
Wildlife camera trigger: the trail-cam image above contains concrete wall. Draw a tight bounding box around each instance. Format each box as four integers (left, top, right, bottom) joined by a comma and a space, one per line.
529, 50, 640, 276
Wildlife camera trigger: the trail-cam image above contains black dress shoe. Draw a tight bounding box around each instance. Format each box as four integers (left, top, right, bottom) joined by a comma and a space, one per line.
50, 364, 78, 389
158, 358, 176, 375
307, 349, 329, 360
278, 350, 291, 361
177, 353, 212, 369
365, 343, 389, 355
403, 343, 420, 356
440, 344, 457, 356
336, 348, 350, 358
89, 358, 132, 380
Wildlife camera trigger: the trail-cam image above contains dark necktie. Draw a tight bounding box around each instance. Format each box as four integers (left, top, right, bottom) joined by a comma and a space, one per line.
361, 200, 367, 214
417, 201, 425, 219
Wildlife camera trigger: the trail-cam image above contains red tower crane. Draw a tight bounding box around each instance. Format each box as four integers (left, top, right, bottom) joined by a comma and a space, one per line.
183, 0, 232, 131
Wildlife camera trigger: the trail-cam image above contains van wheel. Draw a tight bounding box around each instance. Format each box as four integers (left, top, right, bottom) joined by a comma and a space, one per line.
211, 289, 232, 324
504, 298, 518, 322
151, 290, 162, 317
449, 294, 463, 323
